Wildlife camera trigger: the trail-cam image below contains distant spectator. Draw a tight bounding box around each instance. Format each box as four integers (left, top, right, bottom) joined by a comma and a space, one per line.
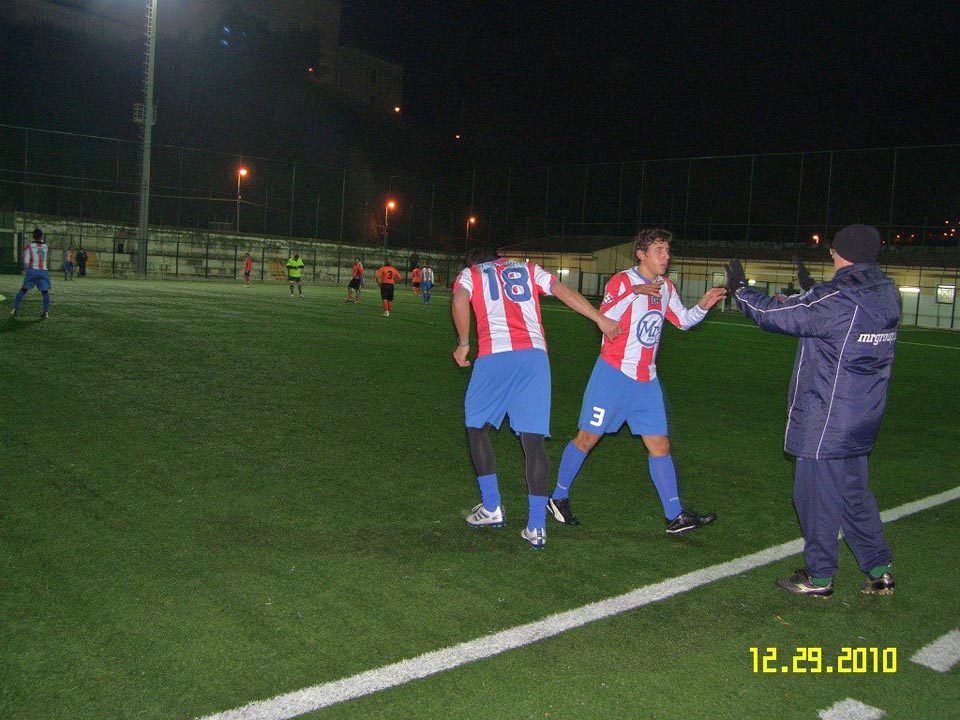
76, 247, 88, 277
63, 247, 75, 281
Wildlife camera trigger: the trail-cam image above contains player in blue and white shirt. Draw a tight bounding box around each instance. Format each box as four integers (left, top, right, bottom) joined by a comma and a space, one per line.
420, 265, 434, 304
12, 227, 52, 319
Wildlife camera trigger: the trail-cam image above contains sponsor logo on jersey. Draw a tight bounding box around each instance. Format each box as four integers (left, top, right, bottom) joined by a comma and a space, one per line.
635, 310, 664, 347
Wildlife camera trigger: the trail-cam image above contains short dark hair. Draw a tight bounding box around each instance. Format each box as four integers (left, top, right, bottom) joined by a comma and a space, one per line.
467, 246, 498, 267
32, 227, 43, 240
635, 228, 672, 254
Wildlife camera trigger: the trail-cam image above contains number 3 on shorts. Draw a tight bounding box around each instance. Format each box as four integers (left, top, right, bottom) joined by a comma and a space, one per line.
589, 406, 606, 427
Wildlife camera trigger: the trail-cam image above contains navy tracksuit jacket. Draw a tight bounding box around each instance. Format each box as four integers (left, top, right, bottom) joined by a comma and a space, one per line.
735, 264, 901, 459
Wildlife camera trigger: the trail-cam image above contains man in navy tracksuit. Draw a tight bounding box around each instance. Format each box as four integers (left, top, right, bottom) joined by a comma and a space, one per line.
727, 225, 900, 597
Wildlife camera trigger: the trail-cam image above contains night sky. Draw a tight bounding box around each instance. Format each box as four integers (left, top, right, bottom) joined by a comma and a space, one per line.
341, 1, 959, 164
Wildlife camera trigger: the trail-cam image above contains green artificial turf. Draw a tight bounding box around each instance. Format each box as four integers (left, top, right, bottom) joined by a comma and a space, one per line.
1, 277, 957, 720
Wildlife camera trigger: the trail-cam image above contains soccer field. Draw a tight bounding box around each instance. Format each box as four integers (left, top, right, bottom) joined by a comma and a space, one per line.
1, 278, 958, 720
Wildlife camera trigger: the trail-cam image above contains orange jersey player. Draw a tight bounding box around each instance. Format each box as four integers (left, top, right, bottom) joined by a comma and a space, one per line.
347, 257, 363, 303
411, 267, 422, 295
375, 261, 403, 316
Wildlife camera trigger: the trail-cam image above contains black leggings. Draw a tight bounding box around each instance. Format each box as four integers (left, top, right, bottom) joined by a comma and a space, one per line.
466, 426, 549, 496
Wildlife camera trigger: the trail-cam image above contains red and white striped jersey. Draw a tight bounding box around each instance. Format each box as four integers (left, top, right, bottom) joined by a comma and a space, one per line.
23, 242, 49, 270
454, 259, 557, 357
599, 267, 707, 381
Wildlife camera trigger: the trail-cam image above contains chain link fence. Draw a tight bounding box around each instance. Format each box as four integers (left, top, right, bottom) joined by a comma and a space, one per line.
4, 214, 464, 290
3, 124, 959, 258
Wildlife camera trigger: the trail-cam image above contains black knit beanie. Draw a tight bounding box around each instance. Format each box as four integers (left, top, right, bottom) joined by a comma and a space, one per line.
832, 224, 881, 264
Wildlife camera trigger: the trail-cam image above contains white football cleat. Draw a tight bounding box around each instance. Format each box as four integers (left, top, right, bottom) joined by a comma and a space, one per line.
521, 527, 546, 549
465, 503, 504, 528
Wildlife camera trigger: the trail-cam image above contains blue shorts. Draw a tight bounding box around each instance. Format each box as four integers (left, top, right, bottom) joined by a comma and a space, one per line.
465, 348, 551, 436
421, 281, 432, 292
577, 357, 668, 436
22, 269, 51, 292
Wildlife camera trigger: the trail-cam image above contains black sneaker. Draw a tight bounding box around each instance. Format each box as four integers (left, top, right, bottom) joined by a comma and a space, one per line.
665, 508, 716, 534
547, 497, 580, 526
861, 571, 895, 595
775, 567, 834, 597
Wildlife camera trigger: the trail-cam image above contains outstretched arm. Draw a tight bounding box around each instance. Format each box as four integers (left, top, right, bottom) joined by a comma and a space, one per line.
697, 287, 727, 310
551, 281, 621, 341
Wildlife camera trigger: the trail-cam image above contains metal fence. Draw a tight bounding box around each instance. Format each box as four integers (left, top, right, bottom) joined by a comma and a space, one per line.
4, 215, 463, 289
497, 146, 960, 256
0, 124, 476, 255
3, 124, 959, 258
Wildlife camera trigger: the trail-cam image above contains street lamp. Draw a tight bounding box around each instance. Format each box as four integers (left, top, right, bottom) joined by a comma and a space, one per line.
384, 200, 396, 246
236, 167, 248, 233
465, 215, 476, 253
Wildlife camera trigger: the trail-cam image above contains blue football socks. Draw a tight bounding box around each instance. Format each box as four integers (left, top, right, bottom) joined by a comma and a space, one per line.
649, 455, 683, 520
527, 494, 548, 530
477, 473, 501, 511
552, 441, 588, 500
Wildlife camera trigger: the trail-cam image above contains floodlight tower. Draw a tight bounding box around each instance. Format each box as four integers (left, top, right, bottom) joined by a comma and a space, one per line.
135, 0, 158, 275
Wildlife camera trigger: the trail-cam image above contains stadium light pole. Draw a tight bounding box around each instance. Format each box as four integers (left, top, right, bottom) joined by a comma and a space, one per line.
464, 216, 476, 254
384, 200, 396, 247
136, 0, 159, 275
236, 167, 248, 233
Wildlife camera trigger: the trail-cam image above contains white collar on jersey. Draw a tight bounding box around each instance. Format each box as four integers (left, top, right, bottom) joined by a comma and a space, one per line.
628, 267, 662, 284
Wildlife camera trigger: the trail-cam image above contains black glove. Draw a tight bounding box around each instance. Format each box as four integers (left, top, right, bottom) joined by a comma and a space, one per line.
723, 259, 747, 294
794, 255, 815, 291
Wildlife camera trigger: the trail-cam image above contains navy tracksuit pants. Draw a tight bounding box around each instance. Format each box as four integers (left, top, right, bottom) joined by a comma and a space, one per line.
793, 456, 893, 579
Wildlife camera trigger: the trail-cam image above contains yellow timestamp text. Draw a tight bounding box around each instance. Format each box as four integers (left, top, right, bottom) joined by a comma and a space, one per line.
750, 647, 897, 673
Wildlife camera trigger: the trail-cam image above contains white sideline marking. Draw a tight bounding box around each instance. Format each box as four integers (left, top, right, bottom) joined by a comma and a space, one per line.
896, 341, 960, 350
818, 698, 886, 720
706, 320, 960, 349
910, 629, 960, 672
198, 486, 960, 720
